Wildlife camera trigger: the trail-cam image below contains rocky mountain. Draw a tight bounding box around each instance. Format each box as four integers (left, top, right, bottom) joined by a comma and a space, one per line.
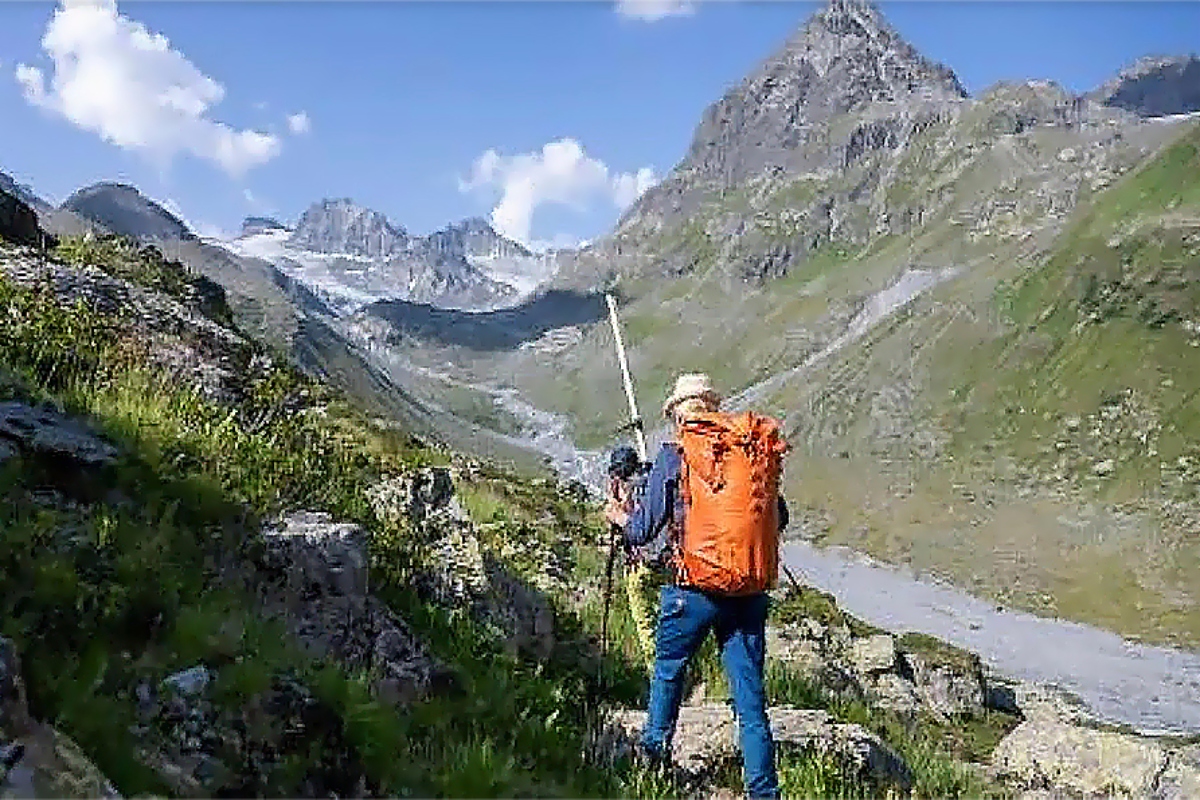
241, 215, 288, 236
289, 197, 408, 258
1091, 54, 1200, 118
228, 199, 530, 313
364, 0, 1200, 651
62, 182, 194, 242
3, 158, 1199, 800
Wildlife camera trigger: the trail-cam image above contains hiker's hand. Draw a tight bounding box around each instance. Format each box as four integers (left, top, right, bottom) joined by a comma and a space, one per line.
604, 498, 629, 527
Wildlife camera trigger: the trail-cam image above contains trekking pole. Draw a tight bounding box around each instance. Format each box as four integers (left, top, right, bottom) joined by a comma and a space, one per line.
599, 292, 647, 661
605, 293, 648, 463
601, 519, 619, 658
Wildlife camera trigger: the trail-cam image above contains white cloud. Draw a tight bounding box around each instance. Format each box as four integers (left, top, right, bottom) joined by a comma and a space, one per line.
15, 0, 281, 178
460, 138, 658, 246
615, 0, 695, 22
286, 111, 311, 135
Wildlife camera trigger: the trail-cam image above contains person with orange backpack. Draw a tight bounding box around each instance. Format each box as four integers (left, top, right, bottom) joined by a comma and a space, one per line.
605, 373, 789, 800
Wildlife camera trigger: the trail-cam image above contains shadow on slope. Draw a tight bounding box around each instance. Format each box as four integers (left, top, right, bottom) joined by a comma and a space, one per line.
364, 289, 610, 351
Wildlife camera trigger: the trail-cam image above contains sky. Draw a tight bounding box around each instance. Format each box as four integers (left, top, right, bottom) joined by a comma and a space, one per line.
0, 0, 1198, 251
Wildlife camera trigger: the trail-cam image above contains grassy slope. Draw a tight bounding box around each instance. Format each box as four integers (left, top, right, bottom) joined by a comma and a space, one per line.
775, 120, 1200, 648
0, 239, 1011, 797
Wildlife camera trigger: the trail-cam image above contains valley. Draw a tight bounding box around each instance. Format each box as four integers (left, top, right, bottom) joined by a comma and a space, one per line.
3, 0, 1200, 793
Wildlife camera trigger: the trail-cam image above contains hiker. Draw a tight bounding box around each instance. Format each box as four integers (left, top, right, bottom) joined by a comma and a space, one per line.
605, 373, 789, 800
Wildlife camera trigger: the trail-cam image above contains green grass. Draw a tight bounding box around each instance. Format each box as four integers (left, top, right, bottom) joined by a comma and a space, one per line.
0, 272, 668, 797
0, 231, 1025, 798
54, 234, 234, 326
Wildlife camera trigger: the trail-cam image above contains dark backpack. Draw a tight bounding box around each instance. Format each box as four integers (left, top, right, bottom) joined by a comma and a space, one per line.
623, 444, 678, 575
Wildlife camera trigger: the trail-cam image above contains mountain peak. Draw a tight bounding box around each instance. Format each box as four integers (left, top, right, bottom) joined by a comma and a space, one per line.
289, 198, 408, 258
62, 182, 194, 242
676, 0, 966, 185
241, 216, 288, 237
1091, 54, 1200, 118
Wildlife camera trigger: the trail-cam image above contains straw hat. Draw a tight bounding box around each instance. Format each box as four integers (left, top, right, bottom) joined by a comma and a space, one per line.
662, 373, 721, 418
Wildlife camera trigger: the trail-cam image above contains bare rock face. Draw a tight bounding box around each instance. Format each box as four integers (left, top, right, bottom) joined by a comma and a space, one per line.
1, 637, 122, 799
1092, 55, 1200, 118
597, 704, 913, 792
255, 511, 454, 706
680, 0, 966, 187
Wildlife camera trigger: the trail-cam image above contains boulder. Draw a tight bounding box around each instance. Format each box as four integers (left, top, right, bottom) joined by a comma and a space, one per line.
867, 674, 923, 715
1156, 745, 1200, 800
370, 469, 558, 662
991, 717, 1169, 796
256, 511, 453, 706
598, 704, 913, 792
900, 651, 986, 717
0, 637, 121, 798
848, 634, 896, 675
0, 402, 118, 467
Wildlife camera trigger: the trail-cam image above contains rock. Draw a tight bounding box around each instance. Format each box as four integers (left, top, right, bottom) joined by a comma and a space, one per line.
256, 511, 453, 706
367, 467, 467, 531
1156, 745, 1200, 800
991, 717, 1169, 796
0, 402, 118, 466
0, 191, 42, 249
1011, 682, 1093, 724
901, 652, 986, 717
598, 704, 913, 792
0, 637, 121, 798
162, 666, 211, 698
1092, 459, 1115, 476
849, 634, 896, 675
868, 673, 922, 715
0, 638, 32, 737
983, 677, 1021, 715
373, 469, 559, 661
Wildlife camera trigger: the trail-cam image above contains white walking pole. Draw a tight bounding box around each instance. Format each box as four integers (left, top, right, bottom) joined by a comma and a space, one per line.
605, 292, 648, 462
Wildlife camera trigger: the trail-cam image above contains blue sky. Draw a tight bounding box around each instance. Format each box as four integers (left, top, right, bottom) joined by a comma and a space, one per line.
0, 1, 1198, 249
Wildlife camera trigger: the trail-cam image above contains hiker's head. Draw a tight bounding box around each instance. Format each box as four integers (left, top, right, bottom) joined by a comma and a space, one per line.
663, 373, 721, 428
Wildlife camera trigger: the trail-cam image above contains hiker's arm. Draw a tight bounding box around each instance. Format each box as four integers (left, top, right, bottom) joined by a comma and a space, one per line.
624, 447, 676, 548
778, 495, 789, 532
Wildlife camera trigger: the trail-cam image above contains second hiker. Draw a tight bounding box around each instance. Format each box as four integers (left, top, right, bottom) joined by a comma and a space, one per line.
605, 373, 789, 800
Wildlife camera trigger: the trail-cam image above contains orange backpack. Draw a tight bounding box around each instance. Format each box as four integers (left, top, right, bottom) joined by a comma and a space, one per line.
674, 411, 789, 596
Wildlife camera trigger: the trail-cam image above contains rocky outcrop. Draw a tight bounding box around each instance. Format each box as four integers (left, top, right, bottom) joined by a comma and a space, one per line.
597, 704, 913, 792
254, 511, 454, 706
0, 190, 43, 250
1092, 55, 1200, 118
1, 637, 121, 798
0, 401, 119, 467
0, 245, 252, 406
766, 594, 994, 720
368, 468, 558, 661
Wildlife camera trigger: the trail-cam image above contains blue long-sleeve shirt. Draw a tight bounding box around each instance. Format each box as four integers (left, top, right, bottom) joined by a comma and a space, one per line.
624, 442, 789, 549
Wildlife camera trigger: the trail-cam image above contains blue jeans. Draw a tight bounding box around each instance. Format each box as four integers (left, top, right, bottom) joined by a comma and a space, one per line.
640, 584, 778, 799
